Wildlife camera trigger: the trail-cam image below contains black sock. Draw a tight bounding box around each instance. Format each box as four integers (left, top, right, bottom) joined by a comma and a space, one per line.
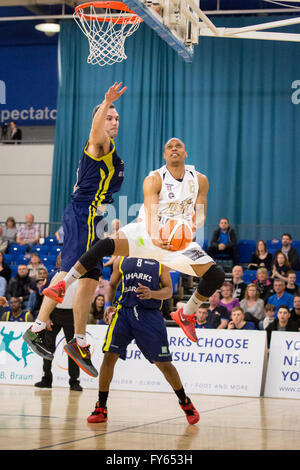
98, 391, 109, 408
174, 387, 188, 404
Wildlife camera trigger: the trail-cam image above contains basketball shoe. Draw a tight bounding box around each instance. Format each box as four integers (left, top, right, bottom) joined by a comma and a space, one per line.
64, 338, 98, 377
87, 402, 108, 423
23, 327, 54, 360
43, 280, 66, 304
180, 397, 200, 425
171, 307, 197, 342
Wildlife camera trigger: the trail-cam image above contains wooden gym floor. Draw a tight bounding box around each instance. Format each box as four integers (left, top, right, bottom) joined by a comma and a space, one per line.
0, 385, 299, 451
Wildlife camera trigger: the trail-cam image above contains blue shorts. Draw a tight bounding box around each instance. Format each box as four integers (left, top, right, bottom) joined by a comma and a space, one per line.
102, 305, 172, 363
60, 202, 103, 278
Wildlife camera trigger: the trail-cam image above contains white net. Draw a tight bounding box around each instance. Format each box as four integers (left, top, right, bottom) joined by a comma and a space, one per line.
73, 3, 142, 66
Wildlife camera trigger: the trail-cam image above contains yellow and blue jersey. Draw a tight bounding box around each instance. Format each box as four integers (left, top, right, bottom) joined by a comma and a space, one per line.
71, 138, 124, 207
5, 310, 31, 322
117, 257, 162, 311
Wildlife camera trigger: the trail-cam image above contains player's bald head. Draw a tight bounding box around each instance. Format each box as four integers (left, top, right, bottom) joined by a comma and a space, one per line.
164, 137, 186, 151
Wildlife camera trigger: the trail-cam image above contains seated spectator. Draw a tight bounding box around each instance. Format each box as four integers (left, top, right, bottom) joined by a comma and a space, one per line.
195, 306, 213, 329
232, 265, 247, 301
27, 253, 46, 280
0, 226, 8, 253
207, 291, 230, 329
285, 270, 300, 296
219, 281, 240, 317
2, 216, 17, 244
9, 121, 22, 143
6, 264, 36, 308
16, 213, 40, 249
253, 267, 274, 303
55, 225, 64, 245
274, 233, 300, 270
272, 251, 291, 281
240, 283, 265, 322
93, 275, 110, 301
89, 294, 105, 324
0, 252, 11, 283
1, 296, 33, 322
290, 295, 300, 326
27, 278, 46, 319
227, 307, 256, 330
266, 305, 299, 349
37, 267, 48, 281
248, 240, 273, 271
262, 304, 276, 330
207, 217, 239, 265
267, 278, 294, 315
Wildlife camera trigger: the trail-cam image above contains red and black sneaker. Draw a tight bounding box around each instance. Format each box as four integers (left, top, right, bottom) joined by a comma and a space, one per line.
87, 402, 108, 423
171, 307, 197, 342
64, 338, 98, 377
43, 280, 66, 304
180, 397, 200, 425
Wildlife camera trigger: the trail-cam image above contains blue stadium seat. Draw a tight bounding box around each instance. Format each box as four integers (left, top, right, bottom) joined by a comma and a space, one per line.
8, 244, 26, 255
17, 255, 29, 265
3, 254, 12, 264
102, 266, 111, 280
292, 241, 300, 253
238, 240, 257, 264
41, 254, 57, 266
296, 271, 300, 285
32, 245, 49, 256
50, 246, 62, 255
266, 240, 281, 251
170, 270, 180, 293
9, 265, 18, 277
242, 270, 257, 284
44, 236, 58, 246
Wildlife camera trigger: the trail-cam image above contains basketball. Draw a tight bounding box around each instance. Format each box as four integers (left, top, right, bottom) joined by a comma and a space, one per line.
159, 219, 193, 251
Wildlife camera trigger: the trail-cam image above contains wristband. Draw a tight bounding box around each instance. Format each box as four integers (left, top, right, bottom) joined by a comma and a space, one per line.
104, 301, 112, 309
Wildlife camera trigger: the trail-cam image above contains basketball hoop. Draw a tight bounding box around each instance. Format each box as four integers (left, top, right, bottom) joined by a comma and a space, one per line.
74, 1, 143, 66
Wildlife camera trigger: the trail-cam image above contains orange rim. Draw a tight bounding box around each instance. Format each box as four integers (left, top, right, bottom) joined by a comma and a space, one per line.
75, 1, 143, 24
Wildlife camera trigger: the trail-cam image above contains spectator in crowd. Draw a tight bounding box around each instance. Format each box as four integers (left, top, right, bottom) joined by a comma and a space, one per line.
274, 233, 300, 271
285, 271, 300, 296
0, 252, 11, 283
6, 264, 36, 308
9, 121, 22, 143
27, 253, 46, 280
89, 294, 105, 324
16, 213, 40, 249
2, 217, 17, 244
240, 283, 265, 322
290, 295, 300, 326
253, 267, 274, 303
195, 306, 213, 329
227, 307, 256, 330
0, 226, 8, 253
37, 267, 48, 282
207, 291, 230, 329
219, 282, 240, 317
1, 296, 33, 322
232, 265, 247, 301
93, 274, 110, 301
272, 251, 291, 281
0, 276, 6, 297
207, 217, 239, 265
266, 305, 299, 349
248, 240, 273, 272
55, 225, 64, 245
27, 278, 46, 319
267, 278, 294, 315
34, 280, 82, 391
262, 304, 276, 330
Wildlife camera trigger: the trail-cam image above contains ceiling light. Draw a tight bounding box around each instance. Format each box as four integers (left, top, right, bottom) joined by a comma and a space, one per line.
34, 22, 60, 36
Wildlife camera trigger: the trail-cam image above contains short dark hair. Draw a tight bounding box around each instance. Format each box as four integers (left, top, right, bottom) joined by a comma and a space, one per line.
282, 233, 292, 240
92, 103, 115, 118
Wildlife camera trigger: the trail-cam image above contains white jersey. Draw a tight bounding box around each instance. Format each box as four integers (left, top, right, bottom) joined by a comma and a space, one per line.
139, 164, 199, 226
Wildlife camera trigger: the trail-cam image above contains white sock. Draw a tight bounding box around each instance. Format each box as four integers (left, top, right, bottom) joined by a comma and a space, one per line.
74, 334, 87, 347
64, 267, 81, 289
183, 292, 204, 316
31, 319, 47, 332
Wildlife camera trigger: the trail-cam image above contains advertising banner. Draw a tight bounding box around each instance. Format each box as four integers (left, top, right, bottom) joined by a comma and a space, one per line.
264, 331, 300, 399
0, 322, 267, 397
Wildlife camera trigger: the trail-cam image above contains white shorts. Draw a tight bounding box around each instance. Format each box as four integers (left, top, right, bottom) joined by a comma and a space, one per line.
119, 222, 214, 276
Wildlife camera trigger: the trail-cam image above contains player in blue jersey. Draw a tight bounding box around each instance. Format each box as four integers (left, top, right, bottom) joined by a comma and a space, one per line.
87, 256, 199, 425
23, 82, 126, 377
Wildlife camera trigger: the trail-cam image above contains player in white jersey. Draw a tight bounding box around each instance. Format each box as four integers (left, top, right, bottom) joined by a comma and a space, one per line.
39, 138, 225, 374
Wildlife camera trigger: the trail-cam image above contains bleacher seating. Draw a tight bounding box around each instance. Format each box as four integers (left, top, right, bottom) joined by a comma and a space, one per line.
238, 239, 257, 264
242, 270, 257, 284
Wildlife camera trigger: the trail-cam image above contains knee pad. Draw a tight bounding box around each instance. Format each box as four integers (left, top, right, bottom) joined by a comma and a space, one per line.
196, 264, 225, 298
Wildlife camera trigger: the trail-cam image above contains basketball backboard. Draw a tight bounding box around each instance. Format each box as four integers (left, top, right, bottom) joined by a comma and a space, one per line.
123, 0, 300, 62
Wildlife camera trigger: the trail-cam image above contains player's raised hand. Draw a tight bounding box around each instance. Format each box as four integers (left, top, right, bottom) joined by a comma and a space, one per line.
105, 82, 127, 104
